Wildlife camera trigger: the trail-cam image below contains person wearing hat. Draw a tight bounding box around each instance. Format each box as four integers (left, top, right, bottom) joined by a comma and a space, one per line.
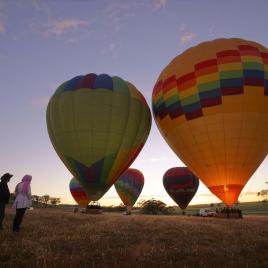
0, 173, 13, 230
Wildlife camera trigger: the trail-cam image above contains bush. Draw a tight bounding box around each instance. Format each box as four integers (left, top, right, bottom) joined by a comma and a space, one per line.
139, 199, 174, 215
102, 204, 126, 212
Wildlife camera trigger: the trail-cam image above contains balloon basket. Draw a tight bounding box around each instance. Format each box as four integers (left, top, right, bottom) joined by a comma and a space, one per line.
85, 202, 103, 214
215, 207, 243, 219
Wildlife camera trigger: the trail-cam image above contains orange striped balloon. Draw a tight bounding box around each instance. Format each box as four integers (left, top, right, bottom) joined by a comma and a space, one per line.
152, 38, 268, 205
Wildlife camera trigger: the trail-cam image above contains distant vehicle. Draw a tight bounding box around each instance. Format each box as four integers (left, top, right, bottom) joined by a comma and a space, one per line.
198, 208, 216, 217
86, 201, 103, 214
80, 208, 86, 213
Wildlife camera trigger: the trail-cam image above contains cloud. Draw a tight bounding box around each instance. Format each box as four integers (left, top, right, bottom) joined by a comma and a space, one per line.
31, 19, 89, 38
44, 19, 88, 36
101, 41, 120, 60
178, 23, 196, 45
180, 31, 196, 44
103, 1, 136, 33
152, 0, 169, 11
0, 22, 5, 33
101, 2, 136, 60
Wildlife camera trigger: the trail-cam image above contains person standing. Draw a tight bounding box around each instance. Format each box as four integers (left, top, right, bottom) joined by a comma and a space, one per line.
0, 173, 13, 230
12, 175, 32, 232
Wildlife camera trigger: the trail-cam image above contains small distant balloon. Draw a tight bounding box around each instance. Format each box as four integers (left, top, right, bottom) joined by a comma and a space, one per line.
69, 177, 90, 208
163, 167, 199, 210
115, 168, 144, 207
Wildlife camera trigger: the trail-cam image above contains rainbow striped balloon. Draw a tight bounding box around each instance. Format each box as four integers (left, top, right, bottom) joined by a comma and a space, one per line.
115, 168, 144, 206
69, 177, 90, 208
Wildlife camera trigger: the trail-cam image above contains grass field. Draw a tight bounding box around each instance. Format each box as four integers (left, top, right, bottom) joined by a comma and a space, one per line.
0, 208, 268, 267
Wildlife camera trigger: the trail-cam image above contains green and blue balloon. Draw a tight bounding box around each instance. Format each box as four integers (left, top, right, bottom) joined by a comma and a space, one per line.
47, 73, 151, 201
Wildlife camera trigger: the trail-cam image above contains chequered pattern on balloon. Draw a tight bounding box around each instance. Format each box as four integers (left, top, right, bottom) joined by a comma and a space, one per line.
115, 169, 144, 206
54, 73, 147, 107
153, 45, 268, 121
66, 144, 144, 191
116, 182, 139, 204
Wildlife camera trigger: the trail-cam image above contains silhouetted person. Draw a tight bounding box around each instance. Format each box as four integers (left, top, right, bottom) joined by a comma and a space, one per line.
0, 173, 13, 230
238, 209, 243, 219
12, 175, 32, 232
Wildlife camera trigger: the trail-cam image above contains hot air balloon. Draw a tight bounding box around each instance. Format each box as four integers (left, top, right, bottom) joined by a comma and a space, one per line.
163, 167, 199, 211
47, 73, 151, 201
152, 38, 268, 206
115, 168, 144, 212
69, 177, 90, 208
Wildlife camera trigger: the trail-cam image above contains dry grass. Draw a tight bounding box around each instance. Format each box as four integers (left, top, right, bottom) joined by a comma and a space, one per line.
0, 208, 268, 268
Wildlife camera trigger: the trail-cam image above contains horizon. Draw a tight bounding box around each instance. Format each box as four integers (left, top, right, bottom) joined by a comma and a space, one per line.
28, 191, 264, 207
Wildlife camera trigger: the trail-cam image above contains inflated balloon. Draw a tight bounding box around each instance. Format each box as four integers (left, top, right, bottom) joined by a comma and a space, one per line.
152, 38, 268, 205
47, 73, 151, 201
69, 177, 90, 208
163, 167, 199, 210
115, 168, 144, 206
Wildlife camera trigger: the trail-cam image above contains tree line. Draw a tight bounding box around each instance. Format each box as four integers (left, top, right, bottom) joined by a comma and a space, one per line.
9, 193, 61, 206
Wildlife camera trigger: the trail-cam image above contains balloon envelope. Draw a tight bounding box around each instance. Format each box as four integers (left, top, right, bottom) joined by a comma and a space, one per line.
47, 73, 151, 201
115, 168, 144, 206
163, 167, 199, 210
69, 177, 90, 208
152, 38, 268, 205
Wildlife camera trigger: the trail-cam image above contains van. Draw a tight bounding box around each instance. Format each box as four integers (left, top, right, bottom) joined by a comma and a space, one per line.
198, 208, 216, 217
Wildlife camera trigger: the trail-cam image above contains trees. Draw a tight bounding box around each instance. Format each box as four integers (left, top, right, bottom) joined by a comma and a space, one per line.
31, 195, 61, 206
139, 199, 174, 215
42, 194, 50, 206
257, 190, 268, 202
32, 195, 42, 203
50, 197, 61, 205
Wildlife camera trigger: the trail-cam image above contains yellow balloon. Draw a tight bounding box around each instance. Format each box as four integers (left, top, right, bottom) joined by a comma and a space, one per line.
152, 38, 268, 205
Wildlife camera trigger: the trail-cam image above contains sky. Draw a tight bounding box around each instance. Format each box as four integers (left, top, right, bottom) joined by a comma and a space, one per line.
1, 0, 268, 206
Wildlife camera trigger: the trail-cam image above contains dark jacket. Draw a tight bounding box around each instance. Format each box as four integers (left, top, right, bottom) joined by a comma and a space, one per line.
0, 181, 10, 204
